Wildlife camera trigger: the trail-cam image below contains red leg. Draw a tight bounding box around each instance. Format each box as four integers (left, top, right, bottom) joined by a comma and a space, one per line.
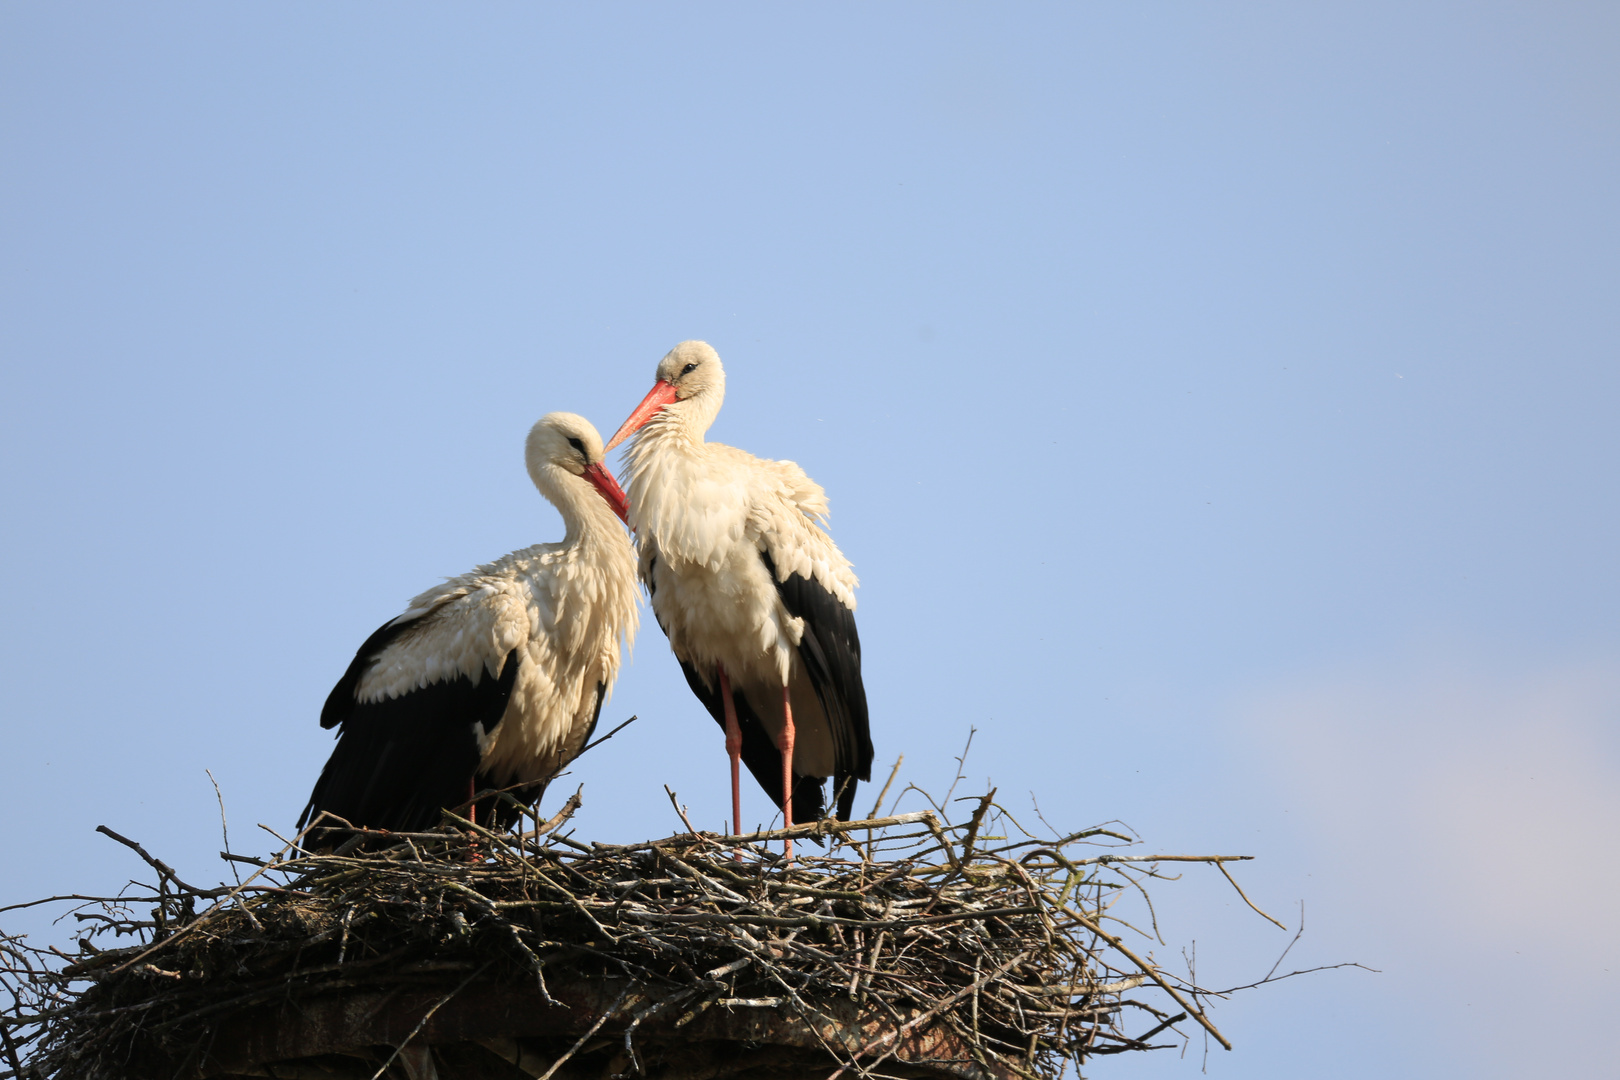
719, 664, 742, 838
780, 684, 795, 862
467, 778, 477, 827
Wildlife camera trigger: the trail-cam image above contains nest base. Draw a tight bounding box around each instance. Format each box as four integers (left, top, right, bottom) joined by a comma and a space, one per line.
201, 976, 1000, 1080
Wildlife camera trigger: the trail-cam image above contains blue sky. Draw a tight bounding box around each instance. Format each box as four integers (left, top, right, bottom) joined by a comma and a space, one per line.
3, 5, 1617, 1077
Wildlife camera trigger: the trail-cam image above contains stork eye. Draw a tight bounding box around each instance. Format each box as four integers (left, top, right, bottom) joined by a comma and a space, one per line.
567, 436, 586, 454
680, 362, 698, 376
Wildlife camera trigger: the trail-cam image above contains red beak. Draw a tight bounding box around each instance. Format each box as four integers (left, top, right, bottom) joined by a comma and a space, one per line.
604, 380, 679, 452
582, 462, 630, 524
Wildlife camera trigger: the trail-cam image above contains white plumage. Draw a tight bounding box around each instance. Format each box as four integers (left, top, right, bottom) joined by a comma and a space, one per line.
301, 412, 639, 834
606, 342, 872, 843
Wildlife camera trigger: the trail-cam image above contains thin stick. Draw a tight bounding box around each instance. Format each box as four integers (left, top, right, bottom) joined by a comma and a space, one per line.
1208, 960, 1379, 995
941, 728, 976, 815
717, 811, 938, 845
1263, 900, 1307, 981
1083, 854, 1253, 866
94, 826, 229, 899
1215, 862, 1286, 930
367, 962, 490, 1080
957, 788, 996, 863
534, 983, 633, 1080
520, 786, 585, 841
867, 755, 904, 820
0, 895, 153, 915
1070, 911, 1231, 1051
663, 786, 707, 844
580, 715, 638, 756
0, 1016, 25, 1079
205, 770, 241, 888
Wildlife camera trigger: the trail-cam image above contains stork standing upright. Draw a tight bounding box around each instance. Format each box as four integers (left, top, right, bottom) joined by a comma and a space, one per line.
299, 412, 640, 836
605, 342, 873, 853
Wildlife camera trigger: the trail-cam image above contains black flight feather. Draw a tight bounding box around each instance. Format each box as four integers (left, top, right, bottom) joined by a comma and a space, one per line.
300, 615, 521, 835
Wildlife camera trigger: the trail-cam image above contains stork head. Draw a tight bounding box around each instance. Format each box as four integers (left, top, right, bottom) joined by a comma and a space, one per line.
526, 412, 629, 523
604, 340, 725, 451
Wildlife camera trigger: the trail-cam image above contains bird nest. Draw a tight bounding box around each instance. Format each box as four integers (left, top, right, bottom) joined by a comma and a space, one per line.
1, 788, 1270, 1080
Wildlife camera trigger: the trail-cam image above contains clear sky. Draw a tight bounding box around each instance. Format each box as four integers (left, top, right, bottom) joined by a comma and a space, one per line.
3, 5, 1617, 1077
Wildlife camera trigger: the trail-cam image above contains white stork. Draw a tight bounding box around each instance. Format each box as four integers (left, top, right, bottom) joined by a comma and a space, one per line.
299, 412, 640, 836
605, 341, 873, 851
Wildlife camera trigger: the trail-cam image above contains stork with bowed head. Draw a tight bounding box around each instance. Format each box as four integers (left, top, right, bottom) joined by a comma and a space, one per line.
605, 341, 874, 856
299, 412, 640, 838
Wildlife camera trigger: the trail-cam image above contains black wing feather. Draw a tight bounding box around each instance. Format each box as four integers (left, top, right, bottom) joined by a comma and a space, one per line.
761, 549, 874, 821
319, 617, 414, 730
300, 616, 520, 835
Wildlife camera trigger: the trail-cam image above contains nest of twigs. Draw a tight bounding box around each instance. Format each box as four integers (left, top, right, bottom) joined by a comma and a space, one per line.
1, 786, 1269, 1080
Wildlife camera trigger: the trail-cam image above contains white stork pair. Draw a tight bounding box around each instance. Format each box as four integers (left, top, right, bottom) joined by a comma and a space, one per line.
301, 344, 872, 851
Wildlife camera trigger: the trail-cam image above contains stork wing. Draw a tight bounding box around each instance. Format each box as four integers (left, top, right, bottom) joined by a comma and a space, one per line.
761, 549, 873, 820
300, 585, 529, 835
741, 453, 871, 820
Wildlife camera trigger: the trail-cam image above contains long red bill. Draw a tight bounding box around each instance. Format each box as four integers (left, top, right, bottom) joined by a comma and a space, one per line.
604, 380, 679, 452
582, 462, 630, 524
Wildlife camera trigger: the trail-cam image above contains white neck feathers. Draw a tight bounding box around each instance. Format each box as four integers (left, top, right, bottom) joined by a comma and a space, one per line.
530, 464, 625, 547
